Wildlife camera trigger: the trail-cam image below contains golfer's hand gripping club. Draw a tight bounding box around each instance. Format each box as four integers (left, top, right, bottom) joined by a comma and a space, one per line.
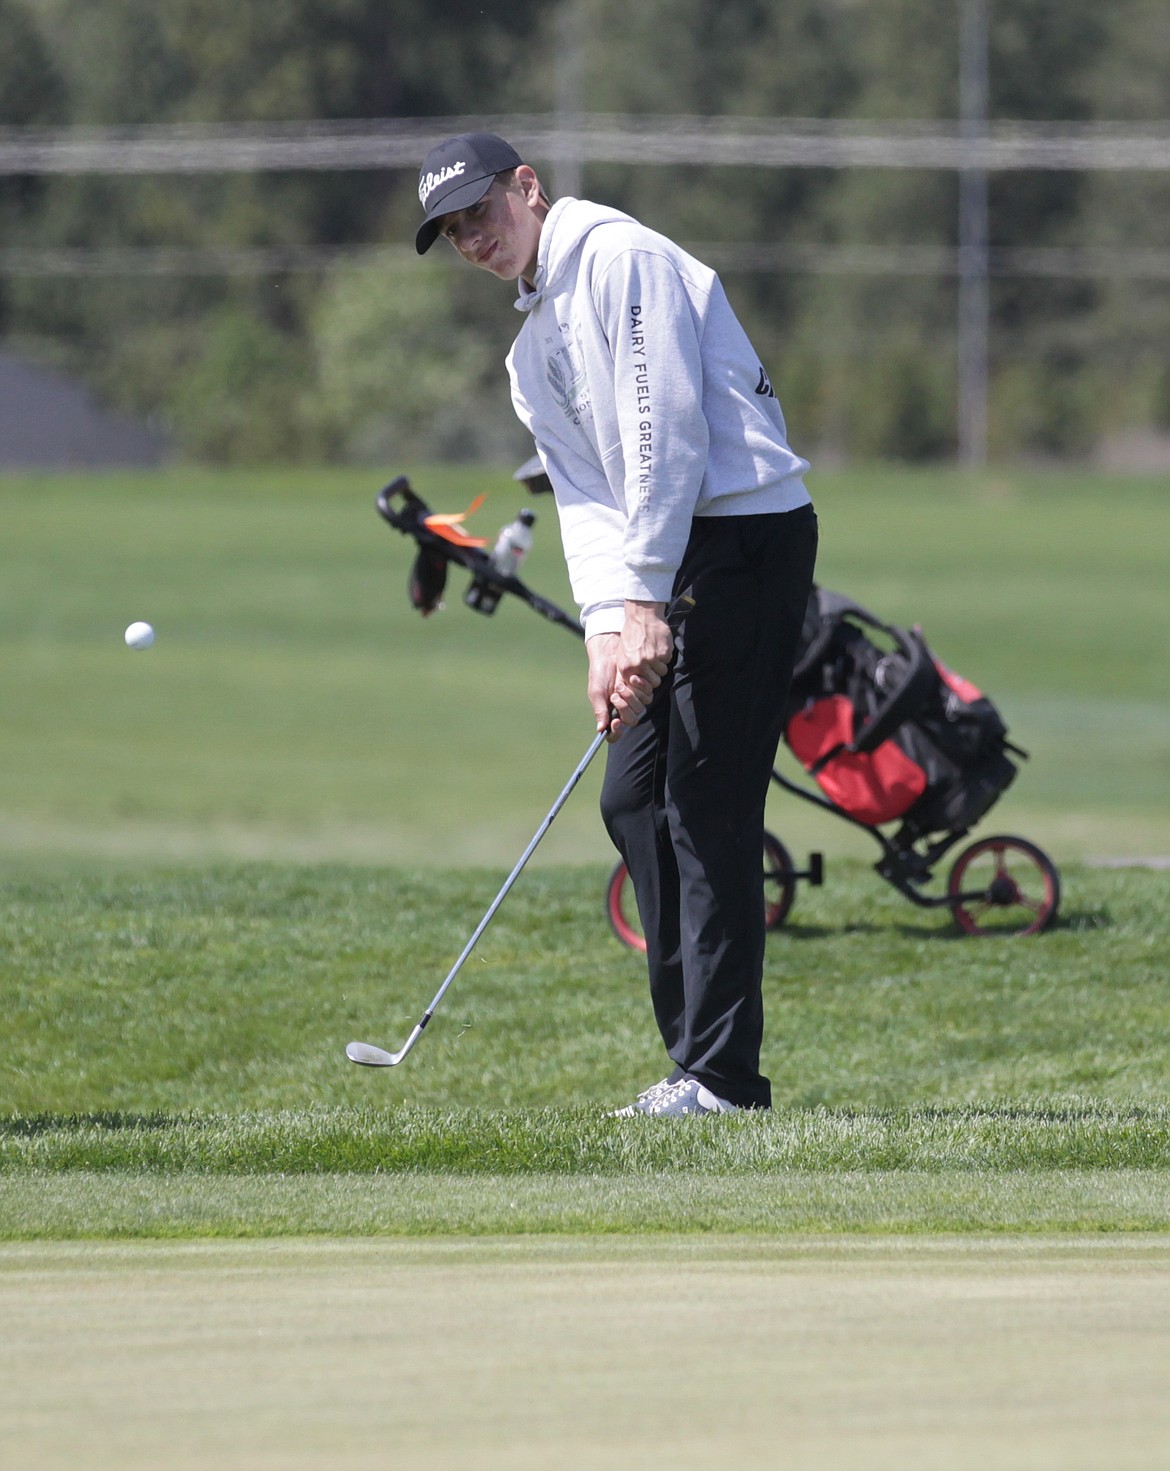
345, 591, 694, 1069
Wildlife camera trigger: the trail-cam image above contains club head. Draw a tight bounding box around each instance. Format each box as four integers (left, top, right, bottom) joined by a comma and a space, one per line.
346, 1041, 400, 1067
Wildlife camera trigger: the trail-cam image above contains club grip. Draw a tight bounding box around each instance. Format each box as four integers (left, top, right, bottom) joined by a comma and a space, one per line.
602, 591, 695, 733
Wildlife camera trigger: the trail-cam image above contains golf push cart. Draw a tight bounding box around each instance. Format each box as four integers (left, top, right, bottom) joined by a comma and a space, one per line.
375, 471, 1061, 944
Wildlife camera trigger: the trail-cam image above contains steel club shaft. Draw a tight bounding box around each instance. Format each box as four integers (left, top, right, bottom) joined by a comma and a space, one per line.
345, 592, 693, 1069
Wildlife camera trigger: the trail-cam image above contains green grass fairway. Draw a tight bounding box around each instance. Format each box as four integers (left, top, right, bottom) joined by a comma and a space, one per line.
3, 1237, 1170, 1471
3, 860, 1164, 1117
3, 466, 1168, 866
3, 859, 1168, 1236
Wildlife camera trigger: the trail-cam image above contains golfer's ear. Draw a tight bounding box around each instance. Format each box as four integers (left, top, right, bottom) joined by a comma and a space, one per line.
516, 164, 542, 203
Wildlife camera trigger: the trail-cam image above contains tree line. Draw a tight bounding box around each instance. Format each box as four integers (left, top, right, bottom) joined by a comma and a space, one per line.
2, 0, 1167, 465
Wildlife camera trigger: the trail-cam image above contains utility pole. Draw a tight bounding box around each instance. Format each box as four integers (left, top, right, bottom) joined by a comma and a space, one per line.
958, 0, 990, 466
554, 0, 585, 199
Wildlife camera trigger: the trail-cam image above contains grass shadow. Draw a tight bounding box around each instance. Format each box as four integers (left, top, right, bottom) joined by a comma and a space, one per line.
768, 922, 840, 941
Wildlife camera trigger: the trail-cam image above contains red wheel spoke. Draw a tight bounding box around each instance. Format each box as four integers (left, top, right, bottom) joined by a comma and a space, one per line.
947, 833, 1061, 936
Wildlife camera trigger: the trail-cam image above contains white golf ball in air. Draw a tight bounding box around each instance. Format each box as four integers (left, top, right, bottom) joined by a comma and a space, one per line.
124, 621, 156, 650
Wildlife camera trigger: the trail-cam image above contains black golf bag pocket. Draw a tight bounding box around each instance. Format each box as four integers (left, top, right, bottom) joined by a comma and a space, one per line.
784, 587, 1021, 837
409, 546, 449, 615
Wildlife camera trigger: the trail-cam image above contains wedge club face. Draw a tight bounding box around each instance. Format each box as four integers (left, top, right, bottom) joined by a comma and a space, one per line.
345, 1041, 400, 1067
346, 1021, 426, 1068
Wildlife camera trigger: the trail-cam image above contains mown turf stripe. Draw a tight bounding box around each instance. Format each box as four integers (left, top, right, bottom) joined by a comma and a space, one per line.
4, 1170, 1170, 1238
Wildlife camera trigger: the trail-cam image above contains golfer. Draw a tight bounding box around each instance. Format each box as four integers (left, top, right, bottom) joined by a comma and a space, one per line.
416, 132, 818, 1116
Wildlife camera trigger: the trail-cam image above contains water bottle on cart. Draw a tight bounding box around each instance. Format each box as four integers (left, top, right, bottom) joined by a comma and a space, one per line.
466, 508, 536, 614
490, 509, 535, 579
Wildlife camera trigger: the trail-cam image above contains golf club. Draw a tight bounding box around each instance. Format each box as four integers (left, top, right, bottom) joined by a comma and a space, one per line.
345, 591, 694, 1068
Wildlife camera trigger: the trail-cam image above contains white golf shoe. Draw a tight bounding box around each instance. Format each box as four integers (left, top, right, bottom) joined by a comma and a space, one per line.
612, 1077, 739, 1117
609, 1077, 675, 1117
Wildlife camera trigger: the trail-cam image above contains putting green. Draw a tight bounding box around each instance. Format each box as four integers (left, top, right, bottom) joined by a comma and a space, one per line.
2, 1236, 1169, 1469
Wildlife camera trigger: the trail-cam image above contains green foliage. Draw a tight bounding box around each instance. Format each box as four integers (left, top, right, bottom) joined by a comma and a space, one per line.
0, 0, 68, 327
843, 350, 956, 461
310, 255, 527, 463
7, 0, 544, 456
991, 356, 1100, 458
27, 0, 544, 124
1072, 0, 1170, 433
170, 304, 322, 463
0, 0, 68, 126
3, 0, 1169, 461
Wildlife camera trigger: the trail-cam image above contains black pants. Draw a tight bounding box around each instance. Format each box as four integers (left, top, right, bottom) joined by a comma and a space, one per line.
600, 504, 818, 1109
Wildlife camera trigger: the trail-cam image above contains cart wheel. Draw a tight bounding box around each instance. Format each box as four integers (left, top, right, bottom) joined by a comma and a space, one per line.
947, 834, 1061, 936
605, 860, 645, 952
606, 829, 798, 953
762, 831, 799, 932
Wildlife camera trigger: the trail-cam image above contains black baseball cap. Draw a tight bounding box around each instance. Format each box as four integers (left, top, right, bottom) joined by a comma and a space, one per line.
415, 132, 524, 255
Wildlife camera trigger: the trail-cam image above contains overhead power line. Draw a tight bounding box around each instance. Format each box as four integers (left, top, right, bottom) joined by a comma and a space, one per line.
0, 115, 1168, 176
5, 243, 1170, 279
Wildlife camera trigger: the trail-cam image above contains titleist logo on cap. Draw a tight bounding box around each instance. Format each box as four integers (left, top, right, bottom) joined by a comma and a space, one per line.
418, 162, 466, 207
414, 134, 522, 254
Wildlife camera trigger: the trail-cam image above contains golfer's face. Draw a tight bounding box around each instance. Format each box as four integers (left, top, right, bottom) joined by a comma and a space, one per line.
439, 178, 541, 283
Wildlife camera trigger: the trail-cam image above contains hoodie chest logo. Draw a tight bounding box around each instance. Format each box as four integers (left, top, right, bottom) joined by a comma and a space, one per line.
546, 332, 591, 427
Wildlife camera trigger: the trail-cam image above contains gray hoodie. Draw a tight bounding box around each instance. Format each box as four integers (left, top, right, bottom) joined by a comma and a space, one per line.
507, 197, 811, 638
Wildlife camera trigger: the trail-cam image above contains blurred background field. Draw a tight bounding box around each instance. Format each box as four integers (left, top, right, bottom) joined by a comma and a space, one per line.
3, 463, 1167, 871
4, 0, 1169, 473
4, 0, 1168, 869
